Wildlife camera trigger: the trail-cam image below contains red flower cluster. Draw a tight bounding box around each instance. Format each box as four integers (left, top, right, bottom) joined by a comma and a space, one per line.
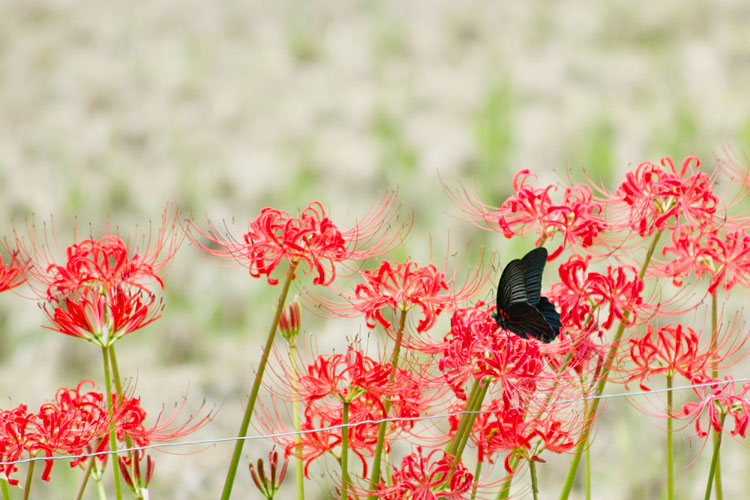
548, 255, 644, 337
19, 214, 181, 347
438, 304, 580, 474
0, 381, 111, 485
614, 157, 718, 236
465, 396, 576, 472
438, 303, 544, 401
317, 254, 494, 347
278, 348, 426, 478
41, 237, 167, 345
452, 170, 608, 259
352, 260, 450, 333
653, 225, 750, 294
677, 375, 750, 439
376, 447, 474, 500
625, 323, 709, 390
191, 197, 406, 286
0, 381, 209, 486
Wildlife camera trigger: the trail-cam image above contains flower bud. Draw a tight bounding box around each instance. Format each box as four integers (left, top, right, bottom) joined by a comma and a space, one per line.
279, 299, 301, 341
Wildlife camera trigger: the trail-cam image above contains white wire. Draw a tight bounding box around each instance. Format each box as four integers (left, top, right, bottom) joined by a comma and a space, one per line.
1, 377, 747, 467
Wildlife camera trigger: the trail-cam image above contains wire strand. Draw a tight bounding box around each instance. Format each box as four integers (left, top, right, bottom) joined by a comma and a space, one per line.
1, 377, 747, 467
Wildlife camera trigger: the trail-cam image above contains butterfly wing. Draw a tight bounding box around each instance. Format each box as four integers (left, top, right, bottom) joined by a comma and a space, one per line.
500, 302, 554, 342
520, 247, 548, 306
497, 258, 530, 311
496, 247, 559, 343
536, 296, 562, 342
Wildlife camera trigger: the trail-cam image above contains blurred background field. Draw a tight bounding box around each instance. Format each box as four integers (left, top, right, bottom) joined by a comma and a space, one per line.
1, 1, 750, 498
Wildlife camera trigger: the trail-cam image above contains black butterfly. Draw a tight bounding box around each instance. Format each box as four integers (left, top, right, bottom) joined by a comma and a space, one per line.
493, 247, 562, 343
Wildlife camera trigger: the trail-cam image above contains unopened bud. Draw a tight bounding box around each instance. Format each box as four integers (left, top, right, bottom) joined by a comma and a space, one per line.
279, 299, 301, 340
249, 447, 289, 499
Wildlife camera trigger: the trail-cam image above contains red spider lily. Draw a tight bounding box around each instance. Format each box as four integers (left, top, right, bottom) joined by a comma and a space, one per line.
448, 171, 608, 260
297, 349, 393, 406
624, 323, 710, 390
472, 331, 544, 400
609, 156, 719, 236
316, 251, 495, 343
457, 397, 532, 469
653, 225, 750, 294
0, 405, 36, 485
375, 447, 474, 500
270, 348, 428, 478
18, 210, 182, 346
460, 390, 579, 472
285, 414, 341, 478
438, 303, 544, 401
548, 254, 644, 335
386, 368, 428, 432
189, 196, 407, 286
544, 331, 607, 377
437, 303, 506, 399
0, 380, 209, 486
677, 375, 750, 439
283, 350, 397, 475
43, 285, 162, 345
280, 400, 379, 479
0, 249, 26, 293
31, 381, 111, 478
0, 381, 114, 485
298, 349, 418, 442
43, 236, 166, 299
19, 209, 182, 296
533, 416, 578, 454
353, 261, 449, 333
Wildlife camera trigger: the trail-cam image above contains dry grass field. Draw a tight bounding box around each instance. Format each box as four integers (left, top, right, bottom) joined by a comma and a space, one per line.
1, 1, 749, 498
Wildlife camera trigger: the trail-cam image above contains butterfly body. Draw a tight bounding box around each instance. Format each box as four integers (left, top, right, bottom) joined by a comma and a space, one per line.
493, 247, 561, 343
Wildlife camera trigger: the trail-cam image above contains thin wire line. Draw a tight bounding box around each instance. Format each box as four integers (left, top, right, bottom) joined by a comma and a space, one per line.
1, 377, 747, 467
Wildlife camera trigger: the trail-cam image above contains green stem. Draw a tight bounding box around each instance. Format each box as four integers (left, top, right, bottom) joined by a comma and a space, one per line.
108, 345, 137, 484
667, 373, 674, 500
220, 263, 298, 500
367, 309, 408, 499
22, 459, 34, 500
584, 439, 590, 500
101, 346, 123, 500
559, 230, 662, 500
529, 459, 539, 500
496, 454, 521, 499
287, 341, 305, 500
709, 293, 723, 500
579, 374, 591, 500
704, 414, 726, 500
108, 345, 124, 396
712, 430, 723, 500
341, 401, 351, 500
1, 478, 9, 500
96, 476, 108, 500
454, 382, 490, 461
710, 293, 718, 371
471, 458, 483, 500
75, 455, 96, 500
445, 379, 482, 458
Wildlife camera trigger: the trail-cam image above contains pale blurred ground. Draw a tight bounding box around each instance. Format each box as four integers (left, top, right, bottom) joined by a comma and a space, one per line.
1, 1, 749, 499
